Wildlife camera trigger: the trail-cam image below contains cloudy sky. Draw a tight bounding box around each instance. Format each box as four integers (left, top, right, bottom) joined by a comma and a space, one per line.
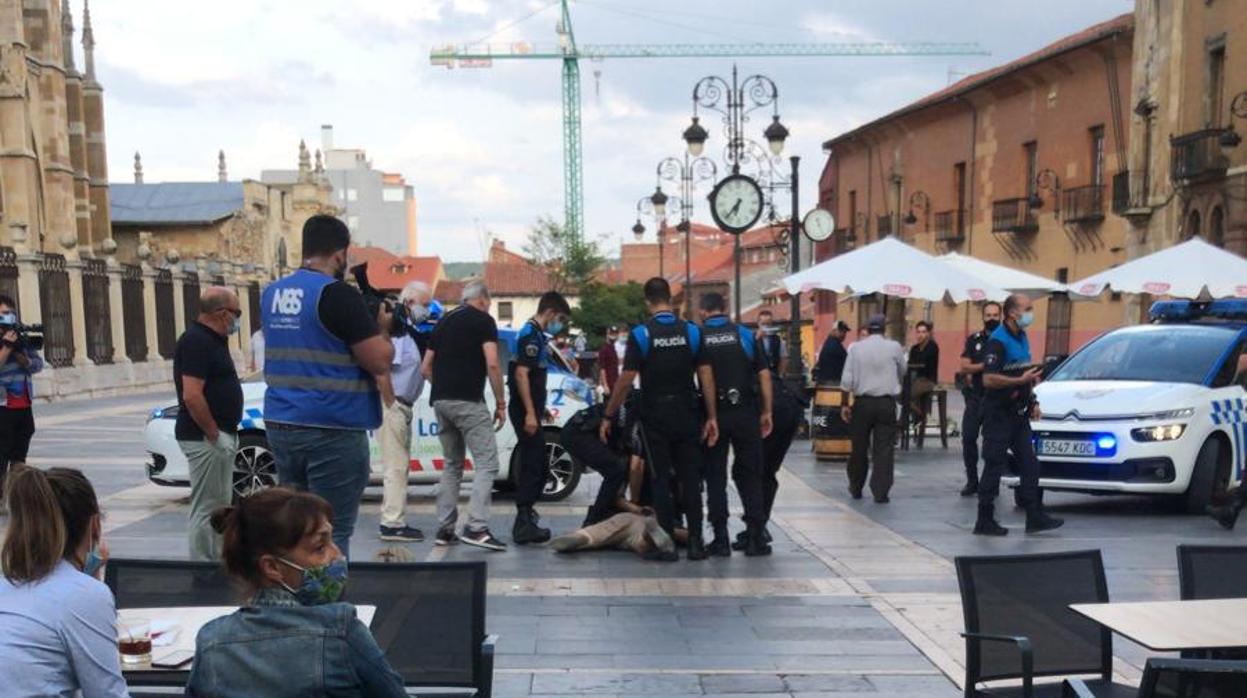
94, 0, 1132, 261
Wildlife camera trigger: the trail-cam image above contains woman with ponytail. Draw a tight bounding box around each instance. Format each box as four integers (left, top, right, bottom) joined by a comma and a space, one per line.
186, 487, 406, 697
0, 467, 129, 697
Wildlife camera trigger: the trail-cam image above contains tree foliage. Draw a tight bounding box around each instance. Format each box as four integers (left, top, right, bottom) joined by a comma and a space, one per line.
571, 282, 647, 348
523, 215, 606, 292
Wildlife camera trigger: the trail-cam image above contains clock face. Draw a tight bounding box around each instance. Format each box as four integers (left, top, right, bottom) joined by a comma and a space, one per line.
802, 208, 835, 242
710, 175, 764, 234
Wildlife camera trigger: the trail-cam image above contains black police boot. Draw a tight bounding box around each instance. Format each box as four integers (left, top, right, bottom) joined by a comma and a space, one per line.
960, 482, 978, 497
743, 524, 772, 557
707, 525, 731, 557
686, 529, 708, 561
1025, 509, 1064, 534
513, 507, 552, 545
973, 505, 1008, 536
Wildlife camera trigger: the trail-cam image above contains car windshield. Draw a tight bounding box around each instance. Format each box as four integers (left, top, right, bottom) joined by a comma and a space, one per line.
1049, 325, 1238, 384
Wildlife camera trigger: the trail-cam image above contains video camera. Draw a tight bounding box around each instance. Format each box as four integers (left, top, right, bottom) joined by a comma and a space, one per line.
0, 312, 44, 352
350, 263, 410, 337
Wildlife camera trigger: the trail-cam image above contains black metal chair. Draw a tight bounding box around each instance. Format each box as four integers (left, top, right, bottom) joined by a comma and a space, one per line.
346, 561, 496, 697
105, 558, 240, 608
956, 550, 1136, 698
1063, 658, 1247, 697
1176, 545, 1247, 660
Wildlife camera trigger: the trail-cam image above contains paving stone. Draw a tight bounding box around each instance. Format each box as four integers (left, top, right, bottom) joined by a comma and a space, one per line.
781, 674, 873, 692
531, 671, 703, 695
700, 673, 788, 694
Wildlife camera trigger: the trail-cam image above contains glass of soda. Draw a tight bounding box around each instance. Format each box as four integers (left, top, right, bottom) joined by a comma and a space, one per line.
116, 617, 152, 665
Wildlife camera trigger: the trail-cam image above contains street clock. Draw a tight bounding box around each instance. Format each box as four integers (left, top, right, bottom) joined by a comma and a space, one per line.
802, 208, 835, 243
708, 174, 764, 235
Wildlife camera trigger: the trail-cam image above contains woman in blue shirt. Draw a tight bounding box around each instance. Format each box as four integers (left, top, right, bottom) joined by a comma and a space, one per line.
0, 467, 129, 698
187, 488, 407, 697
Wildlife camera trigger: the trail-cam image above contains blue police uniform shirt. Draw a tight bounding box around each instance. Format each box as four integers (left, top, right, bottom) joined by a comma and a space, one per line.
982, 323, 1034, 410
262, 269, 382, 430
509, 318, 549, 410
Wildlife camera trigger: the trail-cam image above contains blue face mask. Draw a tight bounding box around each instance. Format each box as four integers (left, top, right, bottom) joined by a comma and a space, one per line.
547, 320, 565, 336
278, 557, 348, 605
1018, 311, 1035, 329
83, 547, 104, 578
228, 316, 242, 335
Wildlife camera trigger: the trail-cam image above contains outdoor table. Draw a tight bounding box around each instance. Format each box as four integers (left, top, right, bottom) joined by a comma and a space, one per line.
1069, 598, 1247, 653
119, 605, 376, 683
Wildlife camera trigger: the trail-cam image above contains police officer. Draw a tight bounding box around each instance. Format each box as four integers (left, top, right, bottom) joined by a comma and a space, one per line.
600, 278, 719, 560
755, 309, 786, 375
958, 301, 1002, 497
262, 215, 394, 560
696, 292, 772, 557
510, 291, 572, 544
560, 393, 637, 528
976, 293, 1063, 536
733, 372, 805, 551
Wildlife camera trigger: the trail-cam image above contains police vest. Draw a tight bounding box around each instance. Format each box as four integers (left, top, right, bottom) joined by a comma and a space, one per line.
631, 312, 700, 406
701, 315, 757, 407
507, 319, 549, 409
987, 323, 1034, 413
989, 324, 1032, 365
262, 269, 381, 430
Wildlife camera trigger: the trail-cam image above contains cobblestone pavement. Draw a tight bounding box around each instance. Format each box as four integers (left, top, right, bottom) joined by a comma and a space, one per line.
9, 391, 1246, 697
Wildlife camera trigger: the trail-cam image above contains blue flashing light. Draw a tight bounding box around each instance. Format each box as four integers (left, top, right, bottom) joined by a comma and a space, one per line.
1149, 299, 1247, 324
1096, 435, 1117, 452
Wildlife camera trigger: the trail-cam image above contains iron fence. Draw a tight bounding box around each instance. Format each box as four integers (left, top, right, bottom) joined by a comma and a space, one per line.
991, 198, 1038, 234
934, 209, 965, 242
1061, 185, 1105, 224
82, 258, 113, 364
0, 247, 18, 308
1170, 129, 1229, 182
37, 254, 74, 368
121, 264, 147, 362
182, 271, 200, 324
155, 269, 175, 359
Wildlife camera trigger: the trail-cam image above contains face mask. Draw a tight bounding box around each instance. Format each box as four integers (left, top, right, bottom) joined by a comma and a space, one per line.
984, 319, 1000, 333
278, 557, 347, 605
83, 546, 104, 578
547, 320, 564, 336
407, 303, 430, 326
228, 315, 242, 335
1018, 311, 1035, 329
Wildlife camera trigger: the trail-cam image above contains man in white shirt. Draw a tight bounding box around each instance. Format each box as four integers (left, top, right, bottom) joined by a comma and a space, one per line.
377, 281, 432, 542
839, 314, 906, 503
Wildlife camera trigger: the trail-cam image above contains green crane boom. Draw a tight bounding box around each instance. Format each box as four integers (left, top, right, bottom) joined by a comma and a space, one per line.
430, 0, 988, 243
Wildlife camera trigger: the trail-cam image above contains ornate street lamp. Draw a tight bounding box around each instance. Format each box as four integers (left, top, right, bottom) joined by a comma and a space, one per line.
1029, 168, 1062, 217
635, 194, 678, 278
656, 154, 717, 317
683, 116, 709, 158
904, 190, 931, 229
1219, 91, 1247, 149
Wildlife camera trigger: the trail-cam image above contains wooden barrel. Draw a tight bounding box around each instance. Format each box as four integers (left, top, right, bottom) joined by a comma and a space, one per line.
811, 383, 852, 460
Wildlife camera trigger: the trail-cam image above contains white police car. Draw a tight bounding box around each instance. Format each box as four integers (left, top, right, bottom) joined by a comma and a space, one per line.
143, 327, 594, 501
1003, 300, 1247, 512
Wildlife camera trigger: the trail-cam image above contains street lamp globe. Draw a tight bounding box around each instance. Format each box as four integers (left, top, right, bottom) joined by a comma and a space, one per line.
764, 115, 789, 156
683, 116, 709, 158
632, 220, 646, 240
650, 186, 669, 218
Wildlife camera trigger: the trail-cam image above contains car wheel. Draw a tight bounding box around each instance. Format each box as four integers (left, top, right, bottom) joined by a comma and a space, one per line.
1184, 438, 1229, 514
540, 430, 580, 502
233, 433, 277, 502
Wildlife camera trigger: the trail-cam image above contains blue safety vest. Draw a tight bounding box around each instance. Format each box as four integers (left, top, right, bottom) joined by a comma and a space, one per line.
989, 323, 1032, 366
262, 269, 381, 430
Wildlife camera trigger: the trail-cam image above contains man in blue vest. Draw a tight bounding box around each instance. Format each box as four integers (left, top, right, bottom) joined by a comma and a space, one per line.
599, 278, 719, 560
976, 293, 1063, 536
697, 292, 772, 557
262, 215, 394, 559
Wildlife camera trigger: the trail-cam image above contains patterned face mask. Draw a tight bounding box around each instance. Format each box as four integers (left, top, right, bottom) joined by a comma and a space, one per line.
277, 557, 348, 605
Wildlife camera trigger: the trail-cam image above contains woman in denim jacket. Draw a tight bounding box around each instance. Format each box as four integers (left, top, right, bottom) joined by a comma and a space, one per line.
186, 488, 407, 697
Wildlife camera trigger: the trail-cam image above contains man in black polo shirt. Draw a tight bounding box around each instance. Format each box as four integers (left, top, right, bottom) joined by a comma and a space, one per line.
422, 280, 507, 551
174, 287, 244, 560
958, 301, 1001, 497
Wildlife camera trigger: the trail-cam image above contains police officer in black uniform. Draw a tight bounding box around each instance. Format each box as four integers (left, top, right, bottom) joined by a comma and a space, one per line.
600, 278, 719, 560
696, 293, 773, 557
976, 293, 1063, 536
958, 301, 1002, 497
509, 291, 572, 544
561, 393, 638, 528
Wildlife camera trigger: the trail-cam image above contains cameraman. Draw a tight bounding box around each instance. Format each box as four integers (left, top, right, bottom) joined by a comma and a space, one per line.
0, 294, 43, 501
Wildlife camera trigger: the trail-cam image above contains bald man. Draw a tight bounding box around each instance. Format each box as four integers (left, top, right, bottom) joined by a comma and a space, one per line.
174, 286, 245, 560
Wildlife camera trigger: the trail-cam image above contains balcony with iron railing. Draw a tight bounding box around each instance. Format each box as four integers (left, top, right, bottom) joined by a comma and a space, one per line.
1061, 184, 1105, 224
991, 198, 1037, 234
934, 209, 965, 242
1170, 129, 1230, 182
876, 214, 893, 238
1111, 171, 1130, 214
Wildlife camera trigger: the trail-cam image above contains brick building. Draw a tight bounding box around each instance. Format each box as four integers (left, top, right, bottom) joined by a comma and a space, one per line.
817, 14, 1136, 384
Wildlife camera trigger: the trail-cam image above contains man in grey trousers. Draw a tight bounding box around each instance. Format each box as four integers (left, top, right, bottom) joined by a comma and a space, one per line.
421, 281, 508, 551
840, 313, 906, 504
173, 287, 244, 560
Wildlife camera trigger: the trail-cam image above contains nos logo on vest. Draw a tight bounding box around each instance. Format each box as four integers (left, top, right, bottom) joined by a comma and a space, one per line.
271, 288, 304, 315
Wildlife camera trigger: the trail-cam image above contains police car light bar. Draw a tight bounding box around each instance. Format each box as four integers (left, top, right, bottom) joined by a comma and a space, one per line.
1148, 299, 1247, 323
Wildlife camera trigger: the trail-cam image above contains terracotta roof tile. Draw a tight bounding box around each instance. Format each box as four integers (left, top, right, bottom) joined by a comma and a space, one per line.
483, 262, 556, 296
434, 278, 465, 304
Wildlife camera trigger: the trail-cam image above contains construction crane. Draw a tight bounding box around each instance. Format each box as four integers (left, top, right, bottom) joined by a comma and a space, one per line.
430, 0, 988, 242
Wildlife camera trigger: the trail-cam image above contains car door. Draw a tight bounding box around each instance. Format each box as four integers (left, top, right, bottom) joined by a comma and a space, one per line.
1206, 335, 1247, 490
